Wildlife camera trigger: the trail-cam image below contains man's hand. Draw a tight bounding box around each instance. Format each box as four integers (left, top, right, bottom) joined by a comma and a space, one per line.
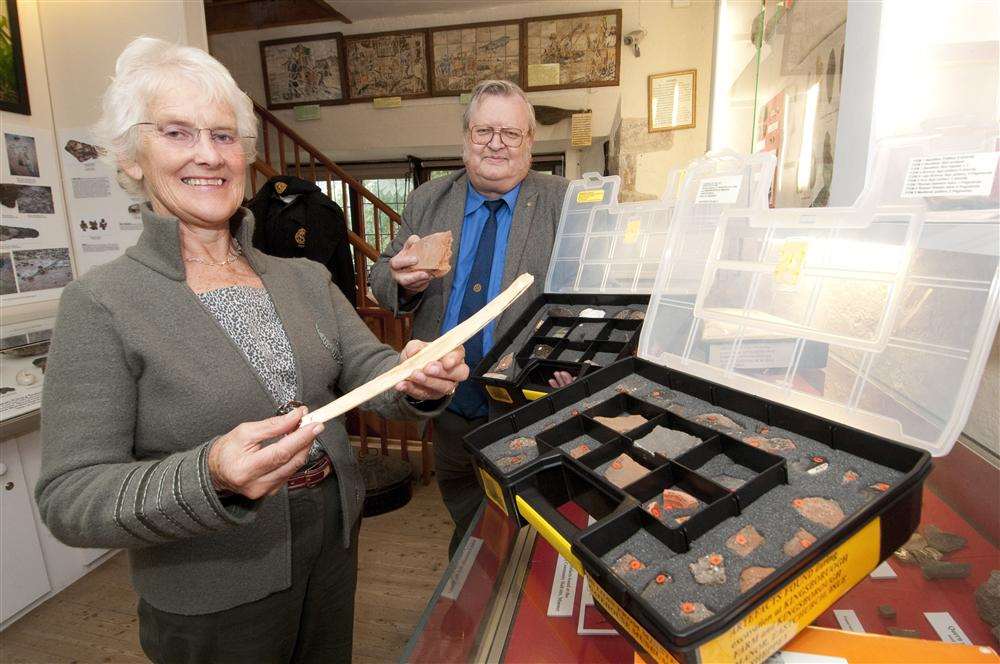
390, 235, 433, 295
207, 407, 323, 499
548, 371, 576, 389
395, 340, 469, 401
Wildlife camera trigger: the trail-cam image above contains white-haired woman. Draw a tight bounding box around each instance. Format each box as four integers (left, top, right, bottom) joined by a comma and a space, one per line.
36, 37, 466, 663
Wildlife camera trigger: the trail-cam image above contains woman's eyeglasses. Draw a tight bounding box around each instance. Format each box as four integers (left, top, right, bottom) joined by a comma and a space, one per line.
133, 122, 255, 152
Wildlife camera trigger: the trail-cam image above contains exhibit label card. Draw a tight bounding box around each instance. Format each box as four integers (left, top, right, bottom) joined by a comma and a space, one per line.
902, 151, 1000, 198
441, 536, 482, 600
695, 175, 743, 205
924, 612, 972, 644
546, 554, 579, 617
832, 609, 865, 633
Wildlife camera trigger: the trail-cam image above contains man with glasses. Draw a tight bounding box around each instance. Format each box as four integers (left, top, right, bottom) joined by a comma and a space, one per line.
371, 79, 569, 556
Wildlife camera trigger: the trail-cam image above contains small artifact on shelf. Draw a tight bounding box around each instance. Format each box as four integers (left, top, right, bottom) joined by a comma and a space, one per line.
842, 469, 860, 484
661, 488, 700, 511
679, 601, 714, 624
726, 525, 763, 557
878, 604, 897, 619
547, 306, 574, 319
641, 573, 672, 599
491, 352, 515, 374
886, 627, 921, 639
397, 231, 453, 277
579, 308, 606, 318
569, 443, 592, 459
791, 455, 829, 475
694, 413, 741, 431
783, 528, 817, 557
612, 552, 646, 576
690, 553, 726, 586
974, 571, 1000, 629
508, 437, 536, 452
495, 454, 526, 471
921, 561, 972, 580
603, 454, 650, 488
713, 474, 744, 491
15, 370, 37, 386
740, 566, 774, 592
792, 497, 845, 529
922, 524, 967, 554
593, 413, 647, 433
531, 344, 554, 359
634, 426, 701, 458
613, 308, 645, 320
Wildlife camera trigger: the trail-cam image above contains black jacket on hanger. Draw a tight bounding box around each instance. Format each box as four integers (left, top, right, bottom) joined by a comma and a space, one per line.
246, 175, 358, 304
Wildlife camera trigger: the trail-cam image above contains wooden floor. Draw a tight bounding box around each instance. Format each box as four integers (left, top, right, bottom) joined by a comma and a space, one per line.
0, 481, 453, 663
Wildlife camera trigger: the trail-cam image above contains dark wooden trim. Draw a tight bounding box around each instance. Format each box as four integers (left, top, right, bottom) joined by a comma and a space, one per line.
522, 8, 622, 92
342, 28, 433, 102
259, 32, 348, 110
427, 18, 523, 96
304, 0, 350, 24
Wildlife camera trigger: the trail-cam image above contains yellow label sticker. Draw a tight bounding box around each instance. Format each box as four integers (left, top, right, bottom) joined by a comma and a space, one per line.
698, 517, 882, 664
775, 240, 809, 287
577, 189, 605, 204
372, 96, 402, 108
479, 467, 508, 516
485, 385, 513, 404
623, 218, 642, 244
587, 574, 681, 664
522, 388, 547, 401
515, 495, 582, 573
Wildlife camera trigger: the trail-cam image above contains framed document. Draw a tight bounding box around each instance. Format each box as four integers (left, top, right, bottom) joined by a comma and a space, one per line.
647, 70, 696, 132
259, 32, 346, 110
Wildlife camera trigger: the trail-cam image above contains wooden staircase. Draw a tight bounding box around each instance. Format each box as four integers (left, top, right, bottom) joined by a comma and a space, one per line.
249, 101, 432, 481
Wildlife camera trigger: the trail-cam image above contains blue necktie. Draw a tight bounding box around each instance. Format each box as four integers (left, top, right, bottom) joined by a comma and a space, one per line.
449, 199, 504, 419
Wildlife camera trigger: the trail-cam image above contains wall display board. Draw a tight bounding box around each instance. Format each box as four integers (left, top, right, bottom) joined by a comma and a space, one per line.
429, 20, 521, 95
523, 10, 621, 91
0, 317, 53, 422
0, 124, 74, 305
343, 29, 431, 102
58, 128, 144, 276
260, 32, 345, 110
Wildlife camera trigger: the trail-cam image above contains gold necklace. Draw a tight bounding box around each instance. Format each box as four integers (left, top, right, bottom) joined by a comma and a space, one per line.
184, 239, 242, 267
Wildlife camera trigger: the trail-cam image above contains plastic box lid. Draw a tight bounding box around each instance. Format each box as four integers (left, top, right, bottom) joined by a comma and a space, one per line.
638, 124, 1000, 456
544, 171, 682, 294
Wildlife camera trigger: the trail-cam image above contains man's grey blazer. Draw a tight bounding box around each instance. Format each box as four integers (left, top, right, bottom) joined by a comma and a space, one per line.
369, 168, 569, 344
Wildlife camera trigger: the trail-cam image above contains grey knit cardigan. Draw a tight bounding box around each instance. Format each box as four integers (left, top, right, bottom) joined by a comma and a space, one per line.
36, 205, 443, 615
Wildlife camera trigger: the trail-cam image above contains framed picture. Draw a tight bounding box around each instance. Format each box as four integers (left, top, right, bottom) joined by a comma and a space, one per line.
0, 0, 30, 115
343, 29, 431, 102
259, 32, 346, 110
428, 20, 521, 96
648, 70, 696, 132
523, 10, 621, 92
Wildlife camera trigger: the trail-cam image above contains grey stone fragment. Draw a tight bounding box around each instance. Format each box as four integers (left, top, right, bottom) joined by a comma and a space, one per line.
922, 525, 967, 554
878, 604, 896, 619
975, 570, 1000, 627
921, 561, 972, 580
633, 426, 700, 459
689, 554, 726, 586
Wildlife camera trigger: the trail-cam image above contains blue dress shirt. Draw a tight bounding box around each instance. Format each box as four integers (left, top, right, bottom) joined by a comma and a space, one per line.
440, 183, 521, 353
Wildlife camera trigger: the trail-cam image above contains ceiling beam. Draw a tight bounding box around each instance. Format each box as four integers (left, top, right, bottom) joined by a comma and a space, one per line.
205, 0, 350, 35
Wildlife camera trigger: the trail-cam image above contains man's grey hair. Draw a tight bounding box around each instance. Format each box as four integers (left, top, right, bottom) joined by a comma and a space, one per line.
462, 80, 536, 135
93, 37, 258, 194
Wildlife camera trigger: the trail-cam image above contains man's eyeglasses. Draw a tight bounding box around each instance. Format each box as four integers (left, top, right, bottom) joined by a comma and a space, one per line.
132, 122, 255, 152
468, 125, 528, 148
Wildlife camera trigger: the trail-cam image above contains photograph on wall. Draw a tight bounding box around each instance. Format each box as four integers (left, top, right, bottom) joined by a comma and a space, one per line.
0, 0, 30, 115
524, 10, 621, 91
59, 128, 146, 277
5, 132, 39, 177
0, 251, 14, 294
344, 30, 429, 101
0, 317, 56, 422
11, 247, 72, 292
429, 21, 520, 95
260, 32, 345, 110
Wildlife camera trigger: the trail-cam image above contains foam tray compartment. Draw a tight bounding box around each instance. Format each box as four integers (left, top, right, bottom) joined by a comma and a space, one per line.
676, 435, 787, 508
624, 463, 738, 542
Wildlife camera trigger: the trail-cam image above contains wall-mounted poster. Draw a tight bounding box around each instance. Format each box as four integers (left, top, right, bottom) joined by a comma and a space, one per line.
260, 32, 345, 110
1, 124, 74, 305
648, 70, 696, 132
0, 0, 30, 115
58, 128, 146, 276
0, 317, 53, 422
429, 20, 520, 96
523, 10, 621, 91
344, 29, 430, 101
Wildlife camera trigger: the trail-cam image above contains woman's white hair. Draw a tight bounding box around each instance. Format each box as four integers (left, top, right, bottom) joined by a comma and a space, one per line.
462, 79, 536, 135
94, 37, 257, 194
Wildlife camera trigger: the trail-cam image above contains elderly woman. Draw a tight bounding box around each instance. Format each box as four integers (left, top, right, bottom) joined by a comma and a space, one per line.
35, 38, 466, 663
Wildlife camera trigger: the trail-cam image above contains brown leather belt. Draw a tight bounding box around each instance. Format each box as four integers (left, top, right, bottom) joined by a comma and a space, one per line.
287, 454, 333, 491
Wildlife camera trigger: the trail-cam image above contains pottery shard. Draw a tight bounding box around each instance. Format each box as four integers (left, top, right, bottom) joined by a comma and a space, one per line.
634, 426, 701, 459
887, 627, 921, 639
492, 352, 515, 373
593, 413, 647, 434
842, 469, 860, 484
679, 602, 714, 624
922, 525, 967, 554
662, 488, 700, 511
726, 525, 764, 557
612, 552, 645, 576
792, 497, 845, 529
508, 437, 536, 451
921, 561, 972, 580
694, 413, 741, 431
878, 604, 897, 619
495, 454, 526, 471
569, 443, 592, 459
975, 571, 1000, 627
690, 554, 726, 586
603, 454, 650, 488
739, 566, 774, 592
398, 231, 453, 277
783, 528, 817, 557
64, 139, 103, 162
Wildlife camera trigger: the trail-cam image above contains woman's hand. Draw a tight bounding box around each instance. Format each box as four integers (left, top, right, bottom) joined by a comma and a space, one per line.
548, 371, 576, 389
207, 407, 322, 499
395, 340, 469, 401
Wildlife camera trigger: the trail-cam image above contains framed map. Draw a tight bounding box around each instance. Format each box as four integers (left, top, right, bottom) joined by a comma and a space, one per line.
344, 29, 431, 101
523, 10, 621, 91
260, 33, 345, 110
429, 20, 520, 96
